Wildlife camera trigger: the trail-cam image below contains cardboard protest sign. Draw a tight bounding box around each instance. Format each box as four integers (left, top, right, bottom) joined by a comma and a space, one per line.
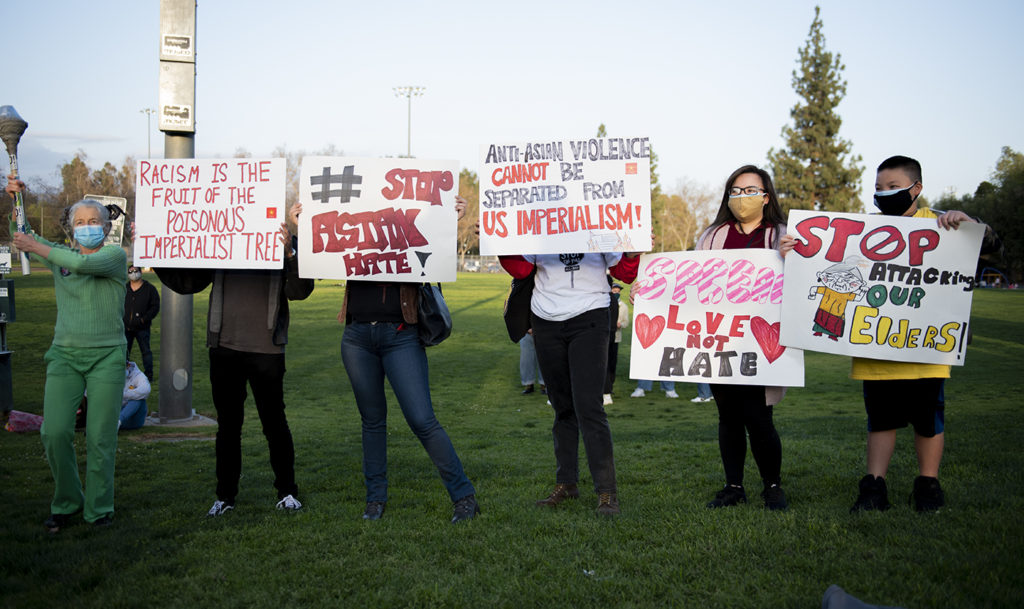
780, 210, 985, 365
297, 157, 458, 282
478, 137, 653, 255
629, 249, 804, 387
134, 158, 286, 269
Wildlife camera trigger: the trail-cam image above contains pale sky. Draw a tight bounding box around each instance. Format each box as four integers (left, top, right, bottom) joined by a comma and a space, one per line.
9, 0, 1024, 207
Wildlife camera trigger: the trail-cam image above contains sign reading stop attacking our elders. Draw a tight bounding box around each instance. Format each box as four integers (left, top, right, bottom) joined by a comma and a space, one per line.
779, 210, 986, 365
297, 156, 459, 282
478, 136, 653, 255
629, 249, 804, 387
134, 158, 286, 269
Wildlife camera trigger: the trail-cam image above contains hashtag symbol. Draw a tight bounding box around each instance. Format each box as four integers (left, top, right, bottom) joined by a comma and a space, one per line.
310, 165, 362, 203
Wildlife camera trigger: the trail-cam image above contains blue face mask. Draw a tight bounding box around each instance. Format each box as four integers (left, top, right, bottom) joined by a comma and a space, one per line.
74, 225, 106, 249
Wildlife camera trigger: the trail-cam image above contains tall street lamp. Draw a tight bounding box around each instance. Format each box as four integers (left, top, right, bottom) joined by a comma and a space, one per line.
393, 86, 425, 157
140, 108, 155, 158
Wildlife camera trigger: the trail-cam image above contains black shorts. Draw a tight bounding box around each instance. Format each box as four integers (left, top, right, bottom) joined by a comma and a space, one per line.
863, 378, 945, 437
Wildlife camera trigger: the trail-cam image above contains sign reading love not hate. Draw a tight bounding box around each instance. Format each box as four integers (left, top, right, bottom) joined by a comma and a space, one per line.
629, 249, 804, 387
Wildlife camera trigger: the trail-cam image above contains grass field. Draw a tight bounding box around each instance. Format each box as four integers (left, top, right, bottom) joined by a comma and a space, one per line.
1, 270, 1022, 608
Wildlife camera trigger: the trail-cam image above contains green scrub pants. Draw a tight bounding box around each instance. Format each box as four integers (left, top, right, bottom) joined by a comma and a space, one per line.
41, 343, 126, 523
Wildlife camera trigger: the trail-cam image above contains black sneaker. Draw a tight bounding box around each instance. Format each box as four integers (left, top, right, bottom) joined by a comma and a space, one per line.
910, 476, 945, 512
44, 510, 81, 533
850, 474, 891, 513
707, 485, 747, 508
92, 514, 113, 527
451, 494, 480, 524
762, 484, 788, 511
363, 501, 385, 521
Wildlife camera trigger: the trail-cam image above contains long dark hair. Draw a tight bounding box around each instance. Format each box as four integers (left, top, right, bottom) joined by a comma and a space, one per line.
709, 165, 786, 229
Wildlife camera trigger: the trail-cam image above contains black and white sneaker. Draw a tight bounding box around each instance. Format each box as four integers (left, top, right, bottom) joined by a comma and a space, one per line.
451, 494, 480, 524
207, 500, 235, 517
276, 495, 302, 511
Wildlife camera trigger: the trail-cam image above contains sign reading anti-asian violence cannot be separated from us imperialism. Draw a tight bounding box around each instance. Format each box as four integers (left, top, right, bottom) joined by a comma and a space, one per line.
479, 136, 653, 255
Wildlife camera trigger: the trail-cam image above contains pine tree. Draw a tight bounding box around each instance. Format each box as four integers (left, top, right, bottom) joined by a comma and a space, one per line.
768, 6, 863, 214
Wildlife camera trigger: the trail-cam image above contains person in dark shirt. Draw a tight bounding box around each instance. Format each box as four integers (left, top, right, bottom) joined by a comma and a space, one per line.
123, 264, 160, 380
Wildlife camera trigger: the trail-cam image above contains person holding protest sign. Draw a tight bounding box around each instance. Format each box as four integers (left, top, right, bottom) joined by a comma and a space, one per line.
155, 203, 313, 517
697, 165, 789, 511
500, 250, 641, 516
781, 155, 1000, 513
339, 197, 479, 524
8, 178, 127, 531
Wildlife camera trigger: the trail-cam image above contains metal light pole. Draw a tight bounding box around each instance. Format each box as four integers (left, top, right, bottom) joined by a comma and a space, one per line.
140, 108, 155, 158
393, 86, 424, 157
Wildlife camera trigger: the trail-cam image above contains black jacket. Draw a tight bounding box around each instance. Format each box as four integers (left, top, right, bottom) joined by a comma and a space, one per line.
124, 279, 160, 331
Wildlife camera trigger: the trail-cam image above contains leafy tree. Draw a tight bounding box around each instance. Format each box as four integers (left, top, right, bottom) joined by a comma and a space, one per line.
768, 6, 863, 214
457, 169, 480, 264
936, 146, 1023, 280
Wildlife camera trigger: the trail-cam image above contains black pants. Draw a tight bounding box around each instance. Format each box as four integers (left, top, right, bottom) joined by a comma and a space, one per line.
709, 384, 782, 488
126, 328, 154, 379
209, 347, 297, 502
532, 308, 616, 494
604, 340, 619, 394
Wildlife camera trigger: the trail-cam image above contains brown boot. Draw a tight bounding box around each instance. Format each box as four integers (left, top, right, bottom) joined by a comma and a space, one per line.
596, 492, 620, 516
535, 483, 580, 507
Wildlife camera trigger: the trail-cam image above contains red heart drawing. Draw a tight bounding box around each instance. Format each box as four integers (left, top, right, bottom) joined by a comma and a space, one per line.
634, 314, 666, 350
750, 317, 786, 364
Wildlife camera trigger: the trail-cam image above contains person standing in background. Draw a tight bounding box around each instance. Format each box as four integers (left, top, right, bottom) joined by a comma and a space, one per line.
124, 264, 160, 380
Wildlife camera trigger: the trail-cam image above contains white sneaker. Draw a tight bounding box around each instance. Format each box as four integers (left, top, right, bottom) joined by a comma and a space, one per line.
665, 390, 679, 399
630, 388, 645, 398
603, 393, 613, 405
207, 500, 234, 517
276, 494, 302, 511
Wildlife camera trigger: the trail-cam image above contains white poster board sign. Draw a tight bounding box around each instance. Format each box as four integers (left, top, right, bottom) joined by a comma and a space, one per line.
133, 158, 286, 269
297, 156, 458, 282
780, 210, 985, 365
478, 137, 653, 255
630, 249, 804, 386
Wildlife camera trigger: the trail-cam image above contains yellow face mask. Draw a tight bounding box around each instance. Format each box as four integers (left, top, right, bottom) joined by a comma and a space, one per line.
727, 194, 765, 223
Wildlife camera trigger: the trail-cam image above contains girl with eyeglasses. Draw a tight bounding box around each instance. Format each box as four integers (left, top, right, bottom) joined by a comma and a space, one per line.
696, 165, 790, 511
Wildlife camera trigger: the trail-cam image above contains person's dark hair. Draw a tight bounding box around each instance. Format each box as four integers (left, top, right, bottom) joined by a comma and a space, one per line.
877, 155, 922, 183
709, 165, 786, 229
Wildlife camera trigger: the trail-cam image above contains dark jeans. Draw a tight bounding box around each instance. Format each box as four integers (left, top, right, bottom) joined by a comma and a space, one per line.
209, 347, 297, 502
340, 321, 474, 504
126, 329, 153, 379
532, 308, 616, 494
709, 384, 782, 488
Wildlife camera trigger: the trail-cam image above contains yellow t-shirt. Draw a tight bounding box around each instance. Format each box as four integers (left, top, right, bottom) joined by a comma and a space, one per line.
850, 207, 952, 381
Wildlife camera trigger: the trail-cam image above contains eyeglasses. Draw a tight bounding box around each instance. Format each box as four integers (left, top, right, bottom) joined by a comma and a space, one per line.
729, 186, 766, 196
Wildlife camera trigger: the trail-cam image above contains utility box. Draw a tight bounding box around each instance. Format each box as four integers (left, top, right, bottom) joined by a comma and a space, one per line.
0, 279, 13, 323
158, 0, 197, 133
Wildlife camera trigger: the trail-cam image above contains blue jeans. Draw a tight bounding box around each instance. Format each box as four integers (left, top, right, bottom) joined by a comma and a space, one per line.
696, 383, 713, 399
636, 379, 676, 392
341, 322, 474, 503
518, 333, 543, 385
119, 399, 147, 430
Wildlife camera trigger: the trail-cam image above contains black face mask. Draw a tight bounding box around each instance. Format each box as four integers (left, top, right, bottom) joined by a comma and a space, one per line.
873, 183, 918, 216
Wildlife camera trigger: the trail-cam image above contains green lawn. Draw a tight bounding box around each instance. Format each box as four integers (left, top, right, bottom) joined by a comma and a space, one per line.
1, 270, 1022, 608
